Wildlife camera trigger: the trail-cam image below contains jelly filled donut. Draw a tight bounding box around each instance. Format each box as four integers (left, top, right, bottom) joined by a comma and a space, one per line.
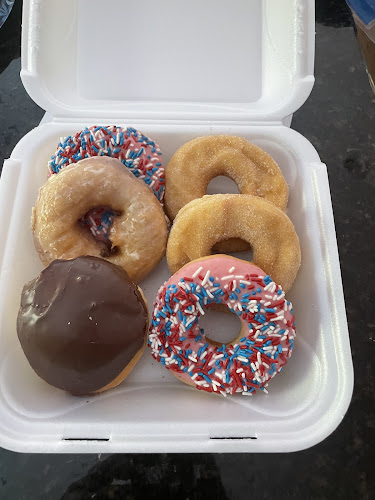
33, 156, 168, 282
17, 256, 148, 396
167, 194, 300, 292
48, 126, 165, 244
149, 255, 296, 395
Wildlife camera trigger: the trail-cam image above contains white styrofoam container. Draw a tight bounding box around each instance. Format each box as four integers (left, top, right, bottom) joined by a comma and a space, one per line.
0, 0, 353, 453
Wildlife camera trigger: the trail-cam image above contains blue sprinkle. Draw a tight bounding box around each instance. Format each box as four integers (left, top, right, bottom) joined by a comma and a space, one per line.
202, 374, 212, 384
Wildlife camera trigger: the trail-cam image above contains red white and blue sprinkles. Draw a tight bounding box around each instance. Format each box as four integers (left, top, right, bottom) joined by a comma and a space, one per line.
47, 126, 165, 243
148, 258, 296, 396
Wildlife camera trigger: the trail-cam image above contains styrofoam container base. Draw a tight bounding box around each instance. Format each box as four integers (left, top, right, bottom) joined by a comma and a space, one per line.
0, 121, 353, 453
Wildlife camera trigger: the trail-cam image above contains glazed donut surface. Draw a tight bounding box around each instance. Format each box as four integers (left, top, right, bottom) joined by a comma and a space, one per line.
32, 157, 168, 282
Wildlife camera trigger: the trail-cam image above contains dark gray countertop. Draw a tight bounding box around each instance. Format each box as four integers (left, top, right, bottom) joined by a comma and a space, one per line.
0, 1, 374, 499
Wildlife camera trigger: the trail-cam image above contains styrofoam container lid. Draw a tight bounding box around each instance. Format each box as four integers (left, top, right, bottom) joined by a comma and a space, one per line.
0, 0, 353, 453
21, 0, 315, 122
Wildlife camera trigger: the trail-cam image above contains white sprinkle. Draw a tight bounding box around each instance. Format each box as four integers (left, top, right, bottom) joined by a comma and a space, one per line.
195, 380, 206, 386
192, 266, 203, 278
188, 356, 197, 363
90, 227, 96, 236
242, 392, 253, 396
215, 372, 223, 380
257, 351, 262, 365
206, 289, 214, 299
186, 317, 196, 328
232, 280, 237, 291
191, 373, 198, 380
221, 275, 234, 280
202, 270, 211, 286
214, 353, 224, 360
251, 362, 257, 372
264, 301, 271, 307
88, 316, 93, 321
212, 380, 221, 387
229, 266, 236, 273
240, 280, 251, 285
200, 351, 207, 360
262, 387, 269, 394
67, 321, 71, 325
236, 368, 244, 374
237, 356, 247, 363
196, 302, 205, 315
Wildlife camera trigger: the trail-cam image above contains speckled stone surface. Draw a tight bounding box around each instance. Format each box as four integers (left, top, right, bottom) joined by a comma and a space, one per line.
0, 1, 374, 499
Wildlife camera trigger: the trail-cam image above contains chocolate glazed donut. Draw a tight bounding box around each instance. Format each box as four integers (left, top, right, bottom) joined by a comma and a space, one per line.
17, 256, 148, 396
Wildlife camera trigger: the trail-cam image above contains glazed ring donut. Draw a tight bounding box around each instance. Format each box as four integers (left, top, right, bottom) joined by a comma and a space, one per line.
165, 135, 288, 220
48, 125, 165, 246
32, 157, 168, 282
149, 255, 296, 395
167, 194, 300, 292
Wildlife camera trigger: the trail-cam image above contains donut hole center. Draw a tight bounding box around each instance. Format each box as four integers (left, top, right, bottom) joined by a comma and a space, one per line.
79, 206, 122, 251
200, 307, 242, 346
206, 175, 239, 195
211, 240, 254, 261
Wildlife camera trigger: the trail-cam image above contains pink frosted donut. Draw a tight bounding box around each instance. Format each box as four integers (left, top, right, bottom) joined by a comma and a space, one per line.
148, 256, 296, 396
48, 126, 165, 245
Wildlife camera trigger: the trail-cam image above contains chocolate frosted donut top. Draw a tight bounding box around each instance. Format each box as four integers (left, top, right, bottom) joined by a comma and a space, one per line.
17, 256, 148, 395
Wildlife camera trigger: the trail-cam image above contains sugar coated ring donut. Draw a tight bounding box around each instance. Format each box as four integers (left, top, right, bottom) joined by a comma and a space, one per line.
149, 255, 296, 396
33, 156, 168, 282
167, 194, 300, 292
165, 135, 288, 221
48, 126, 165, 244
